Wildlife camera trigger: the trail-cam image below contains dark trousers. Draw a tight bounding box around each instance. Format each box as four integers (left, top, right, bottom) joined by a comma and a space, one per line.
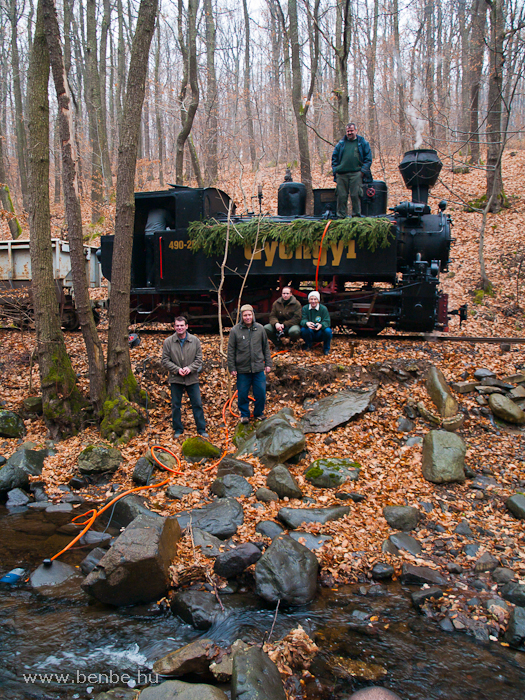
237, 371, 266, 419
170, 382, 206, 433
301, 326, 333, 351
336, 171, 363, 217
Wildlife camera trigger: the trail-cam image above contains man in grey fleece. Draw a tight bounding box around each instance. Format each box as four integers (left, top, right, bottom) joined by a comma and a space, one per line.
228, 304, 272, 424
161, 316, 207, 438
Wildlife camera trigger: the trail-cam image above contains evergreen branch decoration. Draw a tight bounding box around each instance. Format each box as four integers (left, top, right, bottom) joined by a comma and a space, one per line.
188, 217, 394, 256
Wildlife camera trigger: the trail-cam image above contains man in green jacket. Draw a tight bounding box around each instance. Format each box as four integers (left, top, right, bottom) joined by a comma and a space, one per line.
161, 316, 207, 438
300, 291, 332, 355
264, 286, 302, 348
228, 304, 272, 424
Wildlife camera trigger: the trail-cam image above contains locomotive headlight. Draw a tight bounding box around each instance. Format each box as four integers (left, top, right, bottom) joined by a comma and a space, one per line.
438, 200, 447, 211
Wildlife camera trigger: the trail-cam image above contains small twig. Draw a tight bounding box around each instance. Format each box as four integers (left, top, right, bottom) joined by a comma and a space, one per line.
264, 598, 281, 647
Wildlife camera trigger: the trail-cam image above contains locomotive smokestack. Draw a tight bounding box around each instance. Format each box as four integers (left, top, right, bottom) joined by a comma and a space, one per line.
399, 149, 442, 205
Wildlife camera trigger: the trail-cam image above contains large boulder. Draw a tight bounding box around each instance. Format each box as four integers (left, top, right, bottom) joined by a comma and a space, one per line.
77, 445, 122, 475
82, 514, 181, 606
213, 543, 262, 578
254, 535, 318, 605
102, 493, 160, 528
301, 386, 377, 433
500, 582, 525, 607
425, 366, 458, 417
400, 564, 447, 586
421, 430, 466, 484
0, 409, 24, 438
277, 505, 350, 529
211, 474, 253, 498
153, 638, 219, 677
217, 456, 254, 477
138, 681, 228, 700
231, 646, 286, 700
489, 394, 525, 425
176, 498, 244, 539
22, 396, 43, 415
236, 410, 305, 466
504, 607, 525, 649
382, 505, 420, 531
132, 456, 155, 486
266, 464, 302, 499
182, 437, 222, 462
30, 560, 79, 589
304, 458, 360, 488
506, 494, 525, 519
5, 447, 48, 475
171, 591, 261, 630
0, 464, 29, 492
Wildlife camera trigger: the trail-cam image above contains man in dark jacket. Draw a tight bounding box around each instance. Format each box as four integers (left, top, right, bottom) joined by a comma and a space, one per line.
228, 304, 272, 423
161, 316, 207, 438
300, 291, 332, 355
264, 286, 302, 348
332, 122, 372, 218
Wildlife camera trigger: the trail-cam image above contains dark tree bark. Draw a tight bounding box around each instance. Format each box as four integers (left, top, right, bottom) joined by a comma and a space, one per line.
9, 0, 30, 210
175, 0, 199, 185
242, 0, 256, 168
204, 0, 218, 183
100, 0, 113, 171
485, 0, 506, 211
53, 115, 61, 203
0, 124, 23, 238
333, 0, 352, 142
27, 0, 85, 438
42, 0, 107, 414
154, 19, 164, 185
105, 0, 158, 436
468, 0, 487, 164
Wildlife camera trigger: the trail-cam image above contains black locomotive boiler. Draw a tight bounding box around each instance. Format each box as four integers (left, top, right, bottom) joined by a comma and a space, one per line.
99, 149, 458, 335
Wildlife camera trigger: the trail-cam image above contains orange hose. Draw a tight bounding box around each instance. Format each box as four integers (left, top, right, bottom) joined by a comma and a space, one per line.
315, 220, 332, 291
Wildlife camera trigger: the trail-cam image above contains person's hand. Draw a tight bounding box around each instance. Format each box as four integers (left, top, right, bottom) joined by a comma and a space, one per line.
231, 370, 237, 377
315, 323, 322, 331
265, 366, 271, 374
178, 367, 186, 376
275, 323, 284, 332
306, 321, 315, 329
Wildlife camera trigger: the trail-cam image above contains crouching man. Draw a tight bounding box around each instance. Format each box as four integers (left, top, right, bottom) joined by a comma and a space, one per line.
228, 304, 272, 424
264, 286, 302, 349
161, 316, 207, 438
300, 291, 333, 355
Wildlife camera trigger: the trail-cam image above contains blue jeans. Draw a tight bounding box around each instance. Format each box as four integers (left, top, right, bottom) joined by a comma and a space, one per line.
301, 326, 333, 351
237, 371, 266, 419
170, 382, 206, 433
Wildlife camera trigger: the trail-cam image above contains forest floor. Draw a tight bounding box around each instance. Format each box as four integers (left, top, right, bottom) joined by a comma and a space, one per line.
0, 148, 525, 648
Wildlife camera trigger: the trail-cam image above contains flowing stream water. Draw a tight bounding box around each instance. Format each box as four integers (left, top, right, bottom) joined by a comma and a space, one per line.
1, 505, 525, 700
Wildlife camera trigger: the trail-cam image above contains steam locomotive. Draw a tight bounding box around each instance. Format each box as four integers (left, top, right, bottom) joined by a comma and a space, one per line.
99, 148, 462, 335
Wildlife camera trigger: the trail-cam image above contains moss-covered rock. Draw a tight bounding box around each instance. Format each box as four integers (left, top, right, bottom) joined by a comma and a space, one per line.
304, 458, 361, 488
78, 444, 123, 474
232, 421, 256, 448
100, 395, 147, 445
182, 436, 222, 462
22, 396, 43, 415
0, 410, 25, 438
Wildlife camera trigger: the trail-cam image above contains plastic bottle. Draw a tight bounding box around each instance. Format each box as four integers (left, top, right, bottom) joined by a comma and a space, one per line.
0, 568, 25, 584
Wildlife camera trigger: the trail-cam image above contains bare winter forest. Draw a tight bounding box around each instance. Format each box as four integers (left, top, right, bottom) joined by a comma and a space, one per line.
0, 0, 524, 230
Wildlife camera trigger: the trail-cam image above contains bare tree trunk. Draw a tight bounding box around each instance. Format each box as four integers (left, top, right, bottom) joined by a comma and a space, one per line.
366, 0, 379, 148
242, 0, 256, 168
53, 115, 61, 203
100, 0, 113, 174
485, 0, 505, 211
28, 0, 85, 438
468, 0, 487, 164
106, 0, 158, 427
0, 119, 23, 238
393, 0, 408, 152
42, 0, 107, 414
333, 0, 351, 141
175, 0, 199, 185
204, 0, 218, 183
154, 18, 164, 185
9, 0, 30, 210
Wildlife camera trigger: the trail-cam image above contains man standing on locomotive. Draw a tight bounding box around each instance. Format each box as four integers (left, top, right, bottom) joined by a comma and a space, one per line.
161, 316, 208, 438
264, 286, 302, 349
228, 304, 272, 424
300, 291, 332, 355
332, 122, 372, 219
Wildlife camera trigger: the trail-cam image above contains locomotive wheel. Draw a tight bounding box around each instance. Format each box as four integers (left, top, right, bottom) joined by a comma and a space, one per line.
61, 310, 80, 331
